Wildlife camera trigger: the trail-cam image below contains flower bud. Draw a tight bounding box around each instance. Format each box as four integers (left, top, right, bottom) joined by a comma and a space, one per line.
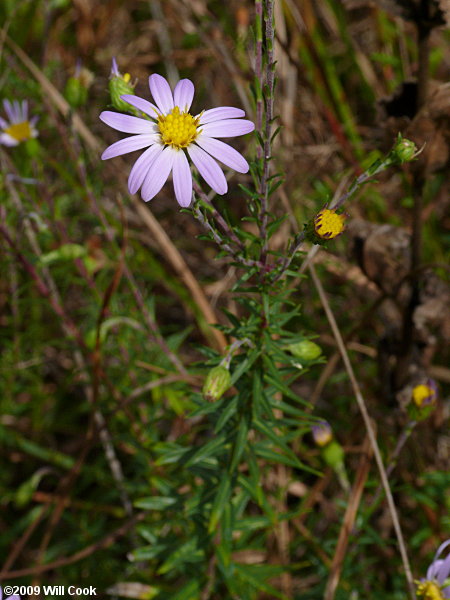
288, 340, 322, 361
322, 440, 345, 468
393, 136, 417, 163
65, 77, 88, 108
202, 365, 231, 402
108, 58, 138, 115
64, 63, 93, 109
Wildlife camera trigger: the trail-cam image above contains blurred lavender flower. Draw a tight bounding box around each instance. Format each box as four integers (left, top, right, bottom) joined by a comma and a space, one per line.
0, 100, 38, 146
100, 73, 254, 207
0, 585, 21, 600
416, 539, 450, 599
311, 420, 333, 447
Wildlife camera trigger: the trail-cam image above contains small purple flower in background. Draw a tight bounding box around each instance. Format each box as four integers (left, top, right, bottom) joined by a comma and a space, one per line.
311, 420, 333, 447
0, 585, 21, 600
416, 539, 450, 599
0, 100, 38, 147
100, 72, 254, 207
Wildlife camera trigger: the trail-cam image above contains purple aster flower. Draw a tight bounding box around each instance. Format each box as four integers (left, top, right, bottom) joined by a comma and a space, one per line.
100, 73, 254, 207
0, 100, 38, 147
0, 586, 21, 600
416, 539, 450, 599
311, 420, 333, 447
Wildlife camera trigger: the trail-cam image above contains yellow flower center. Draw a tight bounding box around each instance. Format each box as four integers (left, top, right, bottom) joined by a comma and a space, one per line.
4, 121, 33, 142
157, 107, 200, 149
314, 429, 333, 447
412, 384, 436, 408
314, 209, 346, 240
416, 581, 445, 600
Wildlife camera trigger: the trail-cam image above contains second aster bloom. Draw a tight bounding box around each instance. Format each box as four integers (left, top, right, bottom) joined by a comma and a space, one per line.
311, 420, 333, 447
416, 539, 450, 599
100, 73, 255, 207
0, 100, 38, 147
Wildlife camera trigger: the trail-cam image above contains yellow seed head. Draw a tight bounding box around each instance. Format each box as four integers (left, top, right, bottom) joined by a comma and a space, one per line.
158, 107, 200, 149
416, 581, 445, 600
314, 209, 346, 240
4, 121, 33, 142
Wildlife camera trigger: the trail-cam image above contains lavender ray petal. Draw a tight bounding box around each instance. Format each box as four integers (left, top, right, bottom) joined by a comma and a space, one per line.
200, 119, 255, 138
120, 94, 159, 118
128, 143, 164, 194
173, 79, 195, 112
0, 117, 7, 128
172, 150, 193, 207
141, 146, 176, 201
437, 555, 450, 584
149, 74, 174, 115
3, 100, 15, 122
187, 144, 227, 195
101, 134, 158, 160
195, 135, 249, 173
0, 133, 19, 147
199, 107, 245, 124
99, 111, 157, 134
427, 559, 444, 581
435, 540, 450, 562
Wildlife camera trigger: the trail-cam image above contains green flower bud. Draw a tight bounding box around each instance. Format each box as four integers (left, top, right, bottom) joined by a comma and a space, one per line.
321, 440, 345, 469
109, 70, 140, 115
202, 365, 231, 402
64, 76, 88, 108
393, 135, 417, 163
288, 340, 322, 361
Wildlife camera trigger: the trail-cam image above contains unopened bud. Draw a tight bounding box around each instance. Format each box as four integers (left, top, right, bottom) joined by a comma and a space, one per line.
289, 340, 322, 361
202, 365, 231, 402
322, 440, 345, 469
393, 135, 417, 163
64, 63, 93, 109
108, 58, 138, 114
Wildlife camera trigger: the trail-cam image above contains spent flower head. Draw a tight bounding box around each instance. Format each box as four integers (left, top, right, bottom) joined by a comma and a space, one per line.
0, 100, 38, 147
100, 72, 254, 207
416, 539, 450, 599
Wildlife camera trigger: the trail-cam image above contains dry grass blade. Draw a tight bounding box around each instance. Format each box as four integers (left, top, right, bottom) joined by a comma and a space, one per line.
324, 435, 373, 600
4, 33, 227, 352
308, 260, 416, 600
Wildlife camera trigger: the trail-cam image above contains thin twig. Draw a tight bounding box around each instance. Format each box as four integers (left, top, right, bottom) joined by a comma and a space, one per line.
308, 261, 416, 600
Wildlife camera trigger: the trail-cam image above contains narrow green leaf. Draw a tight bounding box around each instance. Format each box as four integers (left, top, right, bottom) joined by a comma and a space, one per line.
209, 475, 232, 533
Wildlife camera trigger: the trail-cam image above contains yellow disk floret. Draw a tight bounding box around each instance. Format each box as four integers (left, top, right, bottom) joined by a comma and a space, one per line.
158, 107, 200, 149
314, 209, 346, 240
412, 384, 436, 408
5, 121, 33, 143
416, 581, 445, 600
